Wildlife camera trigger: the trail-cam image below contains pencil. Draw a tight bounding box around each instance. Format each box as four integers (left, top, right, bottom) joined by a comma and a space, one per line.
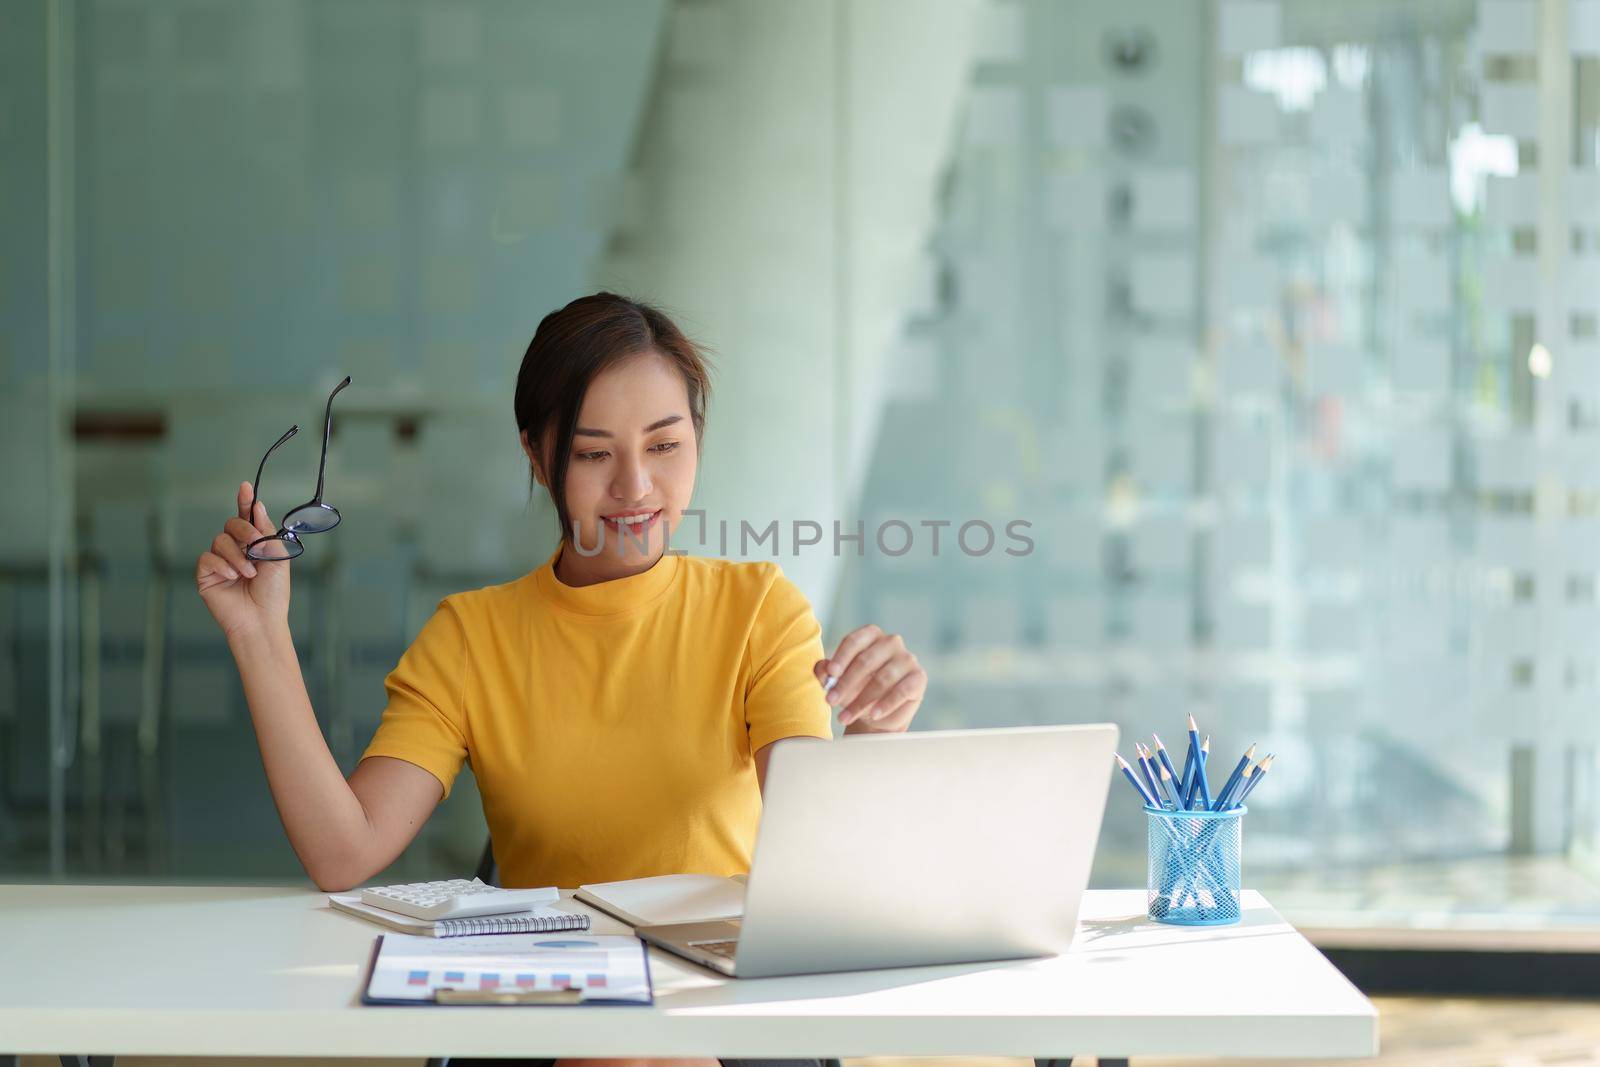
1233, 753, 1274, 807
1116, 753, 1159, 807
1185, 733, 1211, 808
1159, 762, 1182, 811
1179, 734, 1195, 801
1182, 718, 1199, 796
1210, 743, 1257, 811
1151, 733, 1186, 810
1146, 745, 1176, 807
1185, 715, 1212, 810
1221, 761, 1254, 811
1135, 743, 1162, 806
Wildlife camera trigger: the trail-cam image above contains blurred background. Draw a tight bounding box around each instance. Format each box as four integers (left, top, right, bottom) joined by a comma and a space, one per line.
4, 0, 1600, 950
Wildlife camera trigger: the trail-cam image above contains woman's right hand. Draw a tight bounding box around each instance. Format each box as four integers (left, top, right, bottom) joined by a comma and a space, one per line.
195, 481, 292, 641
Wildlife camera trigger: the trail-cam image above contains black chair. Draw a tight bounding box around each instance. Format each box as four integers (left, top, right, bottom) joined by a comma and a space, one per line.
473, 836, 498, 886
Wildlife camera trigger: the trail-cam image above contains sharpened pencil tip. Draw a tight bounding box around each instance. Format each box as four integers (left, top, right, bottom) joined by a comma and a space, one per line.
1188, 713, 1198, 730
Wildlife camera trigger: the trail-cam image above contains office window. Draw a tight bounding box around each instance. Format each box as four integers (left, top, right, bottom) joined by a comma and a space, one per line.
5, 0, 1600, 937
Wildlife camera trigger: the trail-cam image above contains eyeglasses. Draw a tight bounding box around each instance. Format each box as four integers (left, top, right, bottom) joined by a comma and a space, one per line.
246, 375, 351, 561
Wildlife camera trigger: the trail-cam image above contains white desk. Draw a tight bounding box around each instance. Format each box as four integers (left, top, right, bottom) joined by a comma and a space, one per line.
0, 885, 1376, 1062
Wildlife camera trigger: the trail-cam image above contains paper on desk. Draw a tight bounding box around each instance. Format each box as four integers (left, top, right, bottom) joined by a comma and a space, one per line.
364, 932, 651, 1004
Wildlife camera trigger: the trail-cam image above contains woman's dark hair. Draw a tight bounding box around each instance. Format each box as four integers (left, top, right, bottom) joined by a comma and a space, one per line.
514, 292, 711, 542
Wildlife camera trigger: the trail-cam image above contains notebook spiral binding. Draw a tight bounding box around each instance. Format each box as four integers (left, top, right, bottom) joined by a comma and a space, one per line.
439, 912, 590, 936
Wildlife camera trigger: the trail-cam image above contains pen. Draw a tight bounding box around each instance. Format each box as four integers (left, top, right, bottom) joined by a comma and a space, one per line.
1210, 743, 1257, 811
1151, 733, 1186, 810
822, 675, 838, 695
1115, 753, 1159, 807
1233, 753, 1274, 807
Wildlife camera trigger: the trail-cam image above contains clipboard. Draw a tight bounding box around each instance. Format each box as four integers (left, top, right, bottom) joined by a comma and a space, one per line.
360, 932, 655, 1006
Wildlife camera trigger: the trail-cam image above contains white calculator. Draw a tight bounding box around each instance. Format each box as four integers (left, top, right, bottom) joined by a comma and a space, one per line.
359, 878, 560, 921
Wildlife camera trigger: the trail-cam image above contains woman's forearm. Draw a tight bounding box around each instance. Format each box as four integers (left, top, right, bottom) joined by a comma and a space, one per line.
227, 621, 376, 888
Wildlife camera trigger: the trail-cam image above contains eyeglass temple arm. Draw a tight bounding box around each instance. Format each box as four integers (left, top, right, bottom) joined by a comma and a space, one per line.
251, 425, 300, 516
312, 375, 352, 503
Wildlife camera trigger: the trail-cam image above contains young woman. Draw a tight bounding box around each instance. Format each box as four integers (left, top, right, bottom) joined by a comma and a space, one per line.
194, 293, 928, 1066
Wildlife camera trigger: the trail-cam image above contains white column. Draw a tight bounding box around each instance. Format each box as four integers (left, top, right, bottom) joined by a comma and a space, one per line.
598, 0, 979, 623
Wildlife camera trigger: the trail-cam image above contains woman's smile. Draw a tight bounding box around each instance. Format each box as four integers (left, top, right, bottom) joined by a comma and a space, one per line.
601, 508, 662, 537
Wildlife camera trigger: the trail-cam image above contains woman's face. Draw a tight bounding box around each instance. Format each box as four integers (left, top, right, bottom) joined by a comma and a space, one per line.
522, 350, 699, 574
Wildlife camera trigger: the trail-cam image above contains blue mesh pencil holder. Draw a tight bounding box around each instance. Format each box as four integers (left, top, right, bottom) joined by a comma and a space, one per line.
1145, 804, 1245, 926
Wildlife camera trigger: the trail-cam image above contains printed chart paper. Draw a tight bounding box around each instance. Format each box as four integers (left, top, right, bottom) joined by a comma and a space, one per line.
364, 933, 652, 1004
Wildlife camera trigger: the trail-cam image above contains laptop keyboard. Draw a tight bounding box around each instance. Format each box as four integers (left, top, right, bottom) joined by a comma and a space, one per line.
688, 938, 739, 960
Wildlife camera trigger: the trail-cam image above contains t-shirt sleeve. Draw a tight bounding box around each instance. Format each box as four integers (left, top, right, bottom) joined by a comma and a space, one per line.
359, 597, 472, 800
744, 564, 835, 754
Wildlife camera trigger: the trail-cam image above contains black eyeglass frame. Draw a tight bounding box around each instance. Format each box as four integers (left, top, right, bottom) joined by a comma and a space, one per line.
246, 375, 351, 562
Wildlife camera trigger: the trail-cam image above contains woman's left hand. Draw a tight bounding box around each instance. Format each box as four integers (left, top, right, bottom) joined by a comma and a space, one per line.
814, 623, 927, 733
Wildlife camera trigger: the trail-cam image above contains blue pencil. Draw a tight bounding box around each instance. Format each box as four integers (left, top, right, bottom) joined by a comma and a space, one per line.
1135, 743, 1163, 806
1115, 753, 1159, 807
1184, 733, 1210, 808
1145, 744, 1177, 808
1185, 715, 1212, 810
1158, 762, 1182, 812
1178, 734, 1195, 801
1221, 761, 1254, 811
1151, 733, 1186, 809
1210, 743, 1257, 811
1233, 753, 1274, 807
1179, 725, 1196, 801
1197, 734, 1213, 807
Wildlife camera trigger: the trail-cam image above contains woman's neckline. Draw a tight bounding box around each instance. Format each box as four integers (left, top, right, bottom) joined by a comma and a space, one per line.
532, 541, 682, 618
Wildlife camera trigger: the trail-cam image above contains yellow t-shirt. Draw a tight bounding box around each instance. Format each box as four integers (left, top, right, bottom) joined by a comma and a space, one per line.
359, 544, 834, 889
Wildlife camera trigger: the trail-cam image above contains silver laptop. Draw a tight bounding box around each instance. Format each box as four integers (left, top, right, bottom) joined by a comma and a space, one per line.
636, 723, 1118, 978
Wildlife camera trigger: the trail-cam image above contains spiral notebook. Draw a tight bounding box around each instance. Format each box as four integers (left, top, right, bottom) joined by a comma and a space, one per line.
330, 894, 591, 938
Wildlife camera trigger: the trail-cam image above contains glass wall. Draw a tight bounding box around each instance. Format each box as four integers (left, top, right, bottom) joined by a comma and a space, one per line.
842, 0, 1600, 930
5, 0, 1600, 934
